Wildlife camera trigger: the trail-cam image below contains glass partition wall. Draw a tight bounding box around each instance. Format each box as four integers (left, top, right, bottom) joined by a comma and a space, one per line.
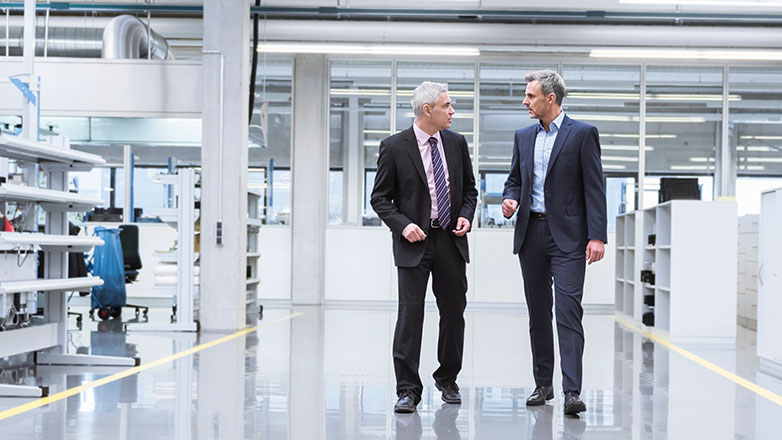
325, 59, 782, 227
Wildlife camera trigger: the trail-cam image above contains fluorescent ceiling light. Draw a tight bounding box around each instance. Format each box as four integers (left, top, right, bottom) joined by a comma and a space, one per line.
670, 165, 715, 170
603, 164, 628, 170
747, 157, 782, 162
568, 92, 740, 101
620, 0, 782, 7
258, 43, 479, 57
737, 146, 777, 152
590, 48, 782, 62
403, 112, 474, 119
690, 157, 716, 162
741, 165, 766, 170
364, 129, 391, 135
569, 114, 706, 123
741, 135, 782, 140
480, 162, 511, 167
364, 141, 381, 147
397, 90, 475, 98
602, 156, 639, 162
602, 134, 677, 139
602, 145, 654, 151
331, 88, 389, 96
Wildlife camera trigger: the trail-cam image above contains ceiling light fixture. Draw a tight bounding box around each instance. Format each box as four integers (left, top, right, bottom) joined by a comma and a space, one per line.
620, 0, 782, 7
590, 48, 782, 62
257, 43, 480, 57
568, 92, 740, 101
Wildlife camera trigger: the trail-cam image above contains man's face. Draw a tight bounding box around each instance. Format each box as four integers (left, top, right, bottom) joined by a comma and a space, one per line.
523, 81, 553, 120
426, 91, 455, 131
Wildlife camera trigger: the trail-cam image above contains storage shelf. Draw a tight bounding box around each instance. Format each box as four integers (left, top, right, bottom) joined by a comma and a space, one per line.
657, 244, 671, 250
247, 252, 261, 258
0, 135, 105, 167
0, 232, 103, 252
246, 278, 260, 285
0, 184, 103, 211
656, 286, 671, 292
0, 276, 103, 294
247, 218, 263, 228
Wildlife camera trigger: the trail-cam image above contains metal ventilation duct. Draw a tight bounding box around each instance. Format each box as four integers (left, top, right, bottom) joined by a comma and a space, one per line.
0, 15, 173, 59
102, 15, 174, 60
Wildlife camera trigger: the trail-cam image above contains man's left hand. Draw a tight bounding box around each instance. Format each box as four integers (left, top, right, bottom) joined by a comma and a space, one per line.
586, 240, 605, 265
452, 217, 471, 237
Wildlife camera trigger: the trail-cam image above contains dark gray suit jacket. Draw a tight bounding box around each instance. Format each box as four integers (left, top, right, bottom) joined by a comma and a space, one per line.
371, 127, 478, 267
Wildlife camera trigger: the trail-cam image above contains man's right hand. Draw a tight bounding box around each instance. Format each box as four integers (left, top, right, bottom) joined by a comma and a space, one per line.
402, 223, 427, 243
502, 199, 519, 218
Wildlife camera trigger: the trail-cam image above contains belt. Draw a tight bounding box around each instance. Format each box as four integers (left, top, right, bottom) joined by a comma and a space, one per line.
430, 218, 441, 229
530, 211, 548, 220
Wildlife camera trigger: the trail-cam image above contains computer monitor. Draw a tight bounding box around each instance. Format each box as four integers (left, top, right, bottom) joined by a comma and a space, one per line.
659, 177, 700, 203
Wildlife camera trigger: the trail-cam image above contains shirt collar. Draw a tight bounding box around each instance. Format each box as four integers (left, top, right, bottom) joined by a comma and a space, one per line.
413, 121, 441, 147
537, 111, 566, 133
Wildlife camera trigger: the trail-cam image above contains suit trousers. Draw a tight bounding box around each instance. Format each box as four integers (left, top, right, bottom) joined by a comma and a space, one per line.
518, 216, 586, 393
393, 227, 467, 401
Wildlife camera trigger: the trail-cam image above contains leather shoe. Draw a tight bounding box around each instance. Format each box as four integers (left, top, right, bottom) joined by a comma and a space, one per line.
394, 393, 417, 413
563, 390, 587, 415
435, 382, 461, 404
526, 386, 554, 406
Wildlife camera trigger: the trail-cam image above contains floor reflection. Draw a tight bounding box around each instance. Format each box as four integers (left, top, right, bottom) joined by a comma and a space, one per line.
0, 306, 781, 439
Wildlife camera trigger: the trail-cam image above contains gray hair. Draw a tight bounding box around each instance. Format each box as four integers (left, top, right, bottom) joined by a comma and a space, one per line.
525, 70, 567, 106
410, 81, 448, 117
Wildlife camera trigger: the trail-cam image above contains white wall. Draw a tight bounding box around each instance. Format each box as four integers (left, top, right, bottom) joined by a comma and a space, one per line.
314, 227, 616, 305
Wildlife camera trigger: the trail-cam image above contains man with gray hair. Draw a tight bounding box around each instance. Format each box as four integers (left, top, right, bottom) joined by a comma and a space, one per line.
502, 70, 607, 415
371, 81, 477, 413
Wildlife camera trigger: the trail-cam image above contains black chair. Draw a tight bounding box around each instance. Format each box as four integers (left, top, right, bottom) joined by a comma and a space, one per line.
111, 224, 148, 320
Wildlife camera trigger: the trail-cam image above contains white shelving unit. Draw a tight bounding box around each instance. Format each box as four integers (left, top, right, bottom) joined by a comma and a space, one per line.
0, 134, 138, 398
246, 190, 262, 315
616, 200, 737, 344
758, 187, 782, 375
127, 169, 199, 332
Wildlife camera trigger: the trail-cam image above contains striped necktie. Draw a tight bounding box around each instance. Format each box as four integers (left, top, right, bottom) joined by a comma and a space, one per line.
428, 136, 451, 229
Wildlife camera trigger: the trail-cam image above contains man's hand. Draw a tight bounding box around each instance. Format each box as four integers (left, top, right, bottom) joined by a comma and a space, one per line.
586, 239, 605, 265
452, 217, 471, 237
502, 199, 519, 218
402, 223, 427, 243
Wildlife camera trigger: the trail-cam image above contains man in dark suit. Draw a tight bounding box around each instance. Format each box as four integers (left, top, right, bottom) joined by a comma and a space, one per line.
371, 81, 477, 414
502, 70, 607, 415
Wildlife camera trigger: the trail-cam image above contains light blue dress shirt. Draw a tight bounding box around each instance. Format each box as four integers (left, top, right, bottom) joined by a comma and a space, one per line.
530, 111, 565, 213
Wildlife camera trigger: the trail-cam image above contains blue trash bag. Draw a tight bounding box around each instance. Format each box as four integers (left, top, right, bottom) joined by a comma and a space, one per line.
88, 227, 127, 309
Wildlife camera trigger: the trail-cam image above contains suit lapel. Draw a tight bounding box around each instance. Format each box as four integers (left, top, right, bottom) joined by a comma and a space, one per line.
524, 127, 536, 184
441, 130, 460, 192
404, 127, 428, 187
545, 115, 573, 176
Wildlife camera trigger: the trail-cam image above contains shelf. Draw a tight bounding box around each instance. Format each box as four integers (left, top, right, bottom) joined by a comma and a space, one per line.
246, 278, 260, 285
657, 244, 671, 250
0, 232, 103, 252
0, 184, 103, 211
146, 208, 200, 227
656, 286, 671, 292
615, 277, 625, 283
0, 276, 102, 294
645, 245, 655, 250
247, 252, 261, 258
0, 135, 105, 167
626, 280, 635, 285
247, 218, 263, 228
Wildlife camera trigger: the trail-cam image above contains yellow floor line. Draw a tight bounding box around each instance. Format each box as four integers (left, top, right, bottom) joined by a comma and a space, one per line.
0, 312, 301, 421
614, 315, 782, 406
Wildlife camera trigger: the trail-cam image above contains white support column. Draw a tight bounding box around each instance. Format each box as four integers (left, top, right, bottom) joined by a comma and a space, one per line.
289, 306, 325, 439
344, 95, 361, 225
123, 144, 132, 222
200, 1, 249, 330
291, 55, 328, 305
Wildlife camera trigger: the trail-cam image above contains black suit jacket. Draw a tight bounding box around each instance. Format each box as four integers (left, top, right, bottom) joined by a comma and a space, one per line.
503, 115, 608, 254
371, 127, 478, 268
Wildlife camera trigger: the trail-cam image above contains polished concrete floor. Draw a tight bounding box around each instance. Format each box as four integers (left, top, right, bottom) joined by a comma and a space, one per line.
0, 304, 781, 439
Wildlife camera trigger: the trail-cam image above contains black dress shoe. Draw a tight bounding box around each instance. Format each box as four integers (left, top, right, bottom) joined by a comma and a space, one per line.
563, 390, 587, 415
526, 386, 554, 406
435, 382, 461, 404
394, 394, 418, 413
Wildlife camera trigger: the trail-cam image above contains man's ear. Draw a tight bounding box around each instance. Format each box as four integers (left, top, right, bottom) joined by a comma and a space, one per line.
422, 103, 431, 117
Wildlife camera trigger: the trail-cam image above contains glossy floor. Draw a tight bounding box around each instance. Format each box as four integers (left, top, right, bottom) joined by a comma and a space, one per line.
0, 305, 781, 439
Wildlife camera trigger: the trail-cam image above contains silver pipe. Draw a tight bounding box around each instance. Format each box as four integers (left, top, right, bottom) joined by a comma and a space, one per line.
102, 14, 173, 59
43, 8, 49, 57
146, 11, 151, 60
